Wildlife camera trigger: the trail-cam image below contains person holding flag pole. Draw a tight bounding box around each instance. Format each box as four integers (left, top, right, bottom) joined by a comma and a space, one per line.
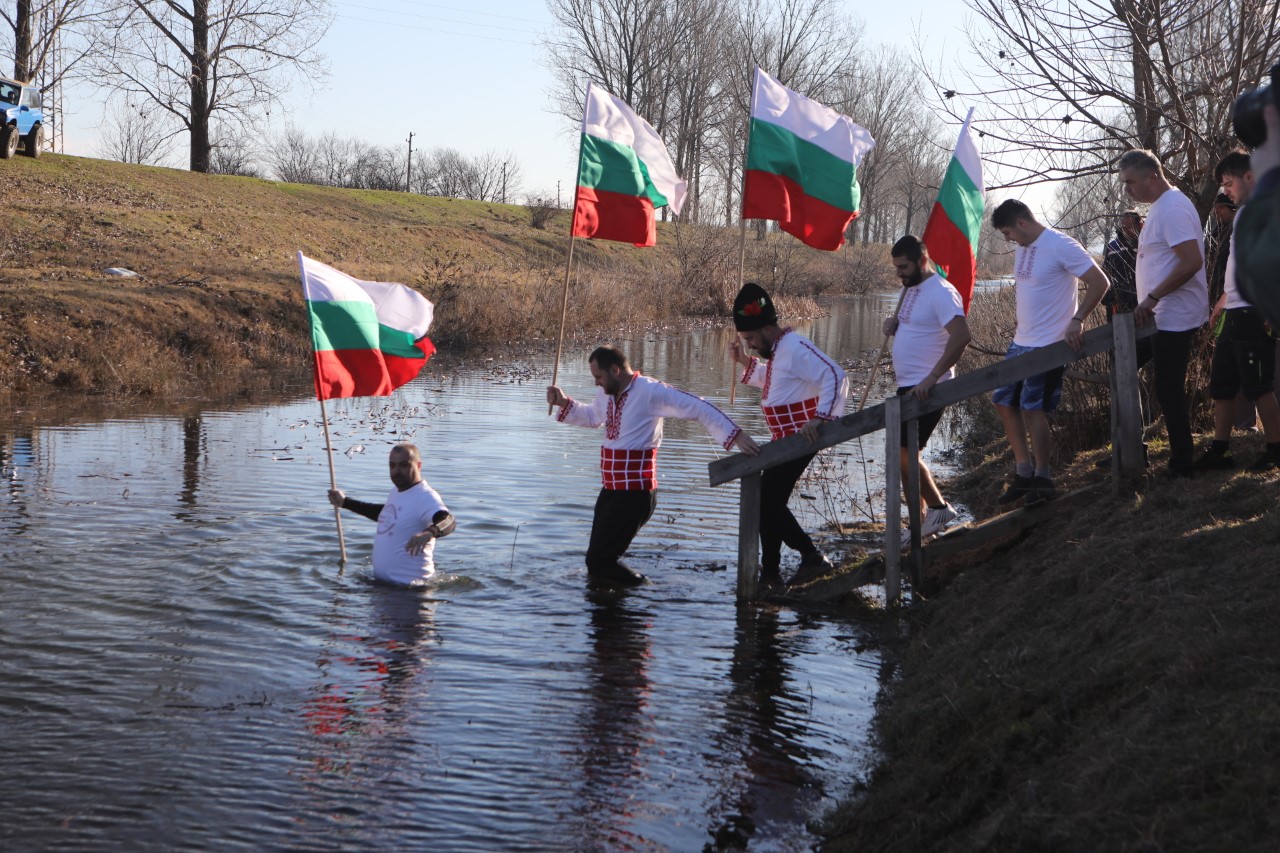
299, 253, 448, 579
547, 81, 687, 413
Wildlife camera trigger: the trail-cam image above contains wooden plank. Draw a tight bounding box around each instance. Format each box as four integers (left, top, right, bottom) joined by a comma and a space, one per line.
883, 395, 902, 606
708, 322, 1157, 486
1111, 314, 1144, 484
783, 554, 885, 602
736, 473, 762, 601
922, 484, 1102, 561
905, 415, 923, 588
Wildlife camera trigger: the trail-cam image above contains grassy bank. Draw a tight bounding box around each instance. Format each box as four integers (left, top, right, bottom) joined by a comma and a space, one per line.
0, 154, 894, 396
821, 426, 1280, 850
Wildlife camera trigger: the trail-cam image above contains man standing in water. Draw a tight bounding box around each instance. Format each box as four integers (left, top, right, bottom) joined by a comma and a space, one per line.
1119, 148, 1211, 479
547, 346, 760, 587
729, 282, 848, 587
329, 443, 455, 586
881, 236, 972, 546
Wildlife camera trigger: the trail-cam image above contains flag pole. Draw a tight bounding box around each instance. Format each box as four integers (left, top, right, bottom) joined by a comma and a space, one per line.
550, 84, 591, 416
857, 286, 906, 411
298, 251, 347, 565
318, 395, 348, 565
730, 68, 761, 406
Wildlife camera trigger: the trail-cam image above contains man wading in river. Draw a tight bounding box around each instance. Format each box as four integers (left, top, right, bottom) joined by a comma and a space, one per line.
547, 346, 760, 587
328, 443, 456, 586
729, 282, 848, 587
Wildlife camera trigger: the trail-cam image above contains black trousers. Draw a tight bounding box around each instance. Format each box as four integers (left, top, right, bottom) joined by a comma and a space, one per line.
760, 452, 817, 576
1136, 328, 1198, 474
585, 488, 657, 579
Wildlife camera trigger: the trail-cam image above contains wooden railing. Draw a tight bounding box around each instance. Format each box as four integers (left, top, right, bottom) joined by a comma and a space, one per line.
709, 313, 1157, 603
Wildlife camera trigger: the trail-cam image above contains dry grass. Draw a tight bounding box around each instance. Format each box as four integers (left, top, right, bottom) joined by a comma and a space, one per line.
0, 155, 894, 396
822, 442, 1280, 851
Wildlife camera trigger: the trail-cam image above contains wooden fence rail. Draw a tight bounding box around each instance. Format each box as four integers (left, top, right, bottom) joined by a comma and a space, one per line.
710, 314, 1156, 602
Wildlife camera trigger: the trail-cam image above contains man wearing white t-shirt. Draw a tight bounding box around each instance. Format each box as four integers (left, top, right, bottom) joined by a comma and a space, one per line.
1196, 151, 1280, 472
882, 236, 972, 545
328, 443, 456, 585
1119, 149, 1212, 478
990, 200, 1110, 503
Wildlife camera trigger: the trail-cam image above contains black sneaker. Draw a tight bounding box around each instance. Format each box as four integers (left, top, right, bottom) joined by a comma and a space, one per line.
997, 475, 1033, 505
1192, 449, 1236, 471
1025, 476, 1057, 504
789, 551, 833, 586
1247, 454, 1280, 472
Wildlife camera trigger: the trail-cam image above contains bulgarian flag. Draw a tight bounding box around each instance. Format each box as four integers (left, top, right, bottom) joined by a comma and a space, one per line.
299, 253, 436, 400
922, 109, 985, 313
742, 67, 876, 251
571, 82, 687, 247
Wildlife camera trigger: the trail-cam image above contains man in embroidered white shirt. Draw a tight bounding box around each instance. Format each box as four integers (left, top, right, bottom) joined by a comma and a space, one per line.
547, 346, 759, 587
728, 282, 848, 587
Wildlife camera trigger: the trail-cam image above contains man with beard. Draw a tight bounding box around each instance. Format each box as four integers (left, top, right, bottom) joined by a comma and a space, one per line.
991, 199, 1110, 502
547, 346, 760, 587
881, 236, 972, 546
729, 282, 848, 587
328, 443, 456, 586
1102, 210, 1143, 316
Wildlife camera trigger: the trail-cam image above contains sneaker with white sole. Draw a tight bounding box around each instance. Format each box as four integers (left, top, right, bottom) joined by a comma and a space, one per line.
921, 503, 959, 537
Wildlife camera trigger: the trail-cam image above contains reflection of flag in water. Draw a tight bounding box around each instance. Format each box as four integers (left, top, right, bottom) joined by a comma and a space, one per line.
299, 253, 436, 400
922, 109, 985, 313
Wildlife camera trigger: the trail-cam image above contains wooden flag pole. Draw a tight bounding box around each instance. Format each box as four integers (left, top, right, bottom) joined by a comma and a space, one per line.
317, 396, 348, 565
858, 286, 907, 411
730, 77, 759, 407
549, 233, 578, 415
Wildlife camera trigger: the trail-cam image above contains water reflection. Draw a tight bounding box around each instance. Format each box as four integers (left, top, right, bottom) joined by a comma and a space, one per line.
299, 585, 439, 780
176, 415, 205, 521
569, 589, 656, 850
707, 605, 816, 848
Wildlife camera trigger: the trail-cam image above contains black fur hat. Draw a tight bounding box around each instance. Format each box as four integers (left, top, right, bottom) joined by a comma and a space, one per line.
732, 282, 777, 331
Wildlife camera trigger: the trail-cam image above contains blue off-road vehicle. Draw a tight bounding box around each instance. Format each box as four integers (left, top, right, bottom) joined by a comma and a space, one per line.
0, 76, 44, 159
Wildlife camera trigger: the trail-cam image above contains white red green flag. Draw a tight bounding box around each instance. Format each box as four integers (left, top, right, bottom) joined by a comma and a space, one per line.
921, 109, 985, 313
571, 81, 687, 247
742, 67, 876, 251
298, 253, 436, 400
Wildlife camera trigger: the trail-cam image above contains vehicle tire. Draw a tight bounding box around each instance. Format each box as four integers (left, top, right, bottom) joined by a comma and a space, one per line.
24, 123, 42, 158
0, 125, 17, 159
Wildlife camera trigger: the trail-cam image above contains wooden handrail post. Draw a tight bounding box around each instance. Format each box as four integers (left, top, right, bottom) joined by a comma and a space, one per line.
906, 415, 923, 590
1111, 313, 1144, 488
737, 473, 762, 600
884, 395, 902, 606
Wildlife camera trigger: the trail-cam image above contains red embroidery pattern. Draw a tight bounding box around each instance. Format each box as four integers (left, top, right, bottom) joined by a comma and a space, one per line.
761, 328, 793, 401
763, 398, 818, 440
605, 382, 634, 440
898, 287, 920, 325
1015, 245, 1038, 281
600, 447, 658, 490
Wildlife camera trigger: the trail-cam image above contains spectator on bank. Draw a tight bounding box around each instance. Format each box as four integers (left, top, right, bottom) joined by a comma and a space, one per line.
1195, 151, 1280, 472
1118, 148, 1211, 479
1102, 210, 1143, 316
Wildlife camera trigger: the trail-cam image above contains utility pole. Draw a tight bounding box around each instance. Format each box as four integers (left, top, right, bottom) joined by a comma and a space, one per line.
405, 132, 415, 193
501, 160, 508, 204
557, 180, 561, 209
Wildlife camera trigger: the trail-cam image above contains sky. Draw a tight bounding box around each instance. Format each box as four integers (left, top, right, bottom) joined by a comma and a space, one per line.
56, 0, 1053, 215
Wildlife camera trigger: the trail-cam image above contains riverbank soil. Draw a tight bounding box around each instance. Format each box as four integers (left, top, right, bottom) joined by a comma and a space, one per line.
822, 434, 1280, 851
0, 155, 895, 396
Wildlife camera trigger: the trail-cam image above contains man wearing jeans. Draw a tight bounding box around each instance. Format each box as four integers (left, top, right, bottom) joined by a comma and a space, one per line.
1119, 149, 1211, 478
990, 200, 1110, 503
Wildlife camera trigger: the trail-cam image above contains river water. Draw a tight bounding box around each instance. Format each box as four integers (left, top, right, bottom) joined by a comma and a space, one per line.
1, 296, 926, 851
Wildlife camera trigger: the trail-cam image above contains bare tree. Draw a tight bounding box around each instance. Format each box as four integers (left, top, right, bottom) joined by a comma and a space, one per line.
95, 0, 331, 173
97, 96, 177, 164
2, 0, 106, 83
931, 0, 1280, 215
267, 126, 317, 183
